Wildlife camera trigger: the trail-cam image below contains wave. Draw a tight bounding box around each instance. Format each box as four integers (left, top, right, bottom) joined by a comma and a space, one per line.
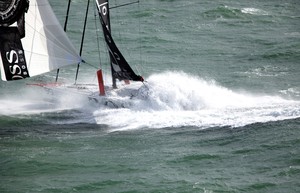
1, 72, 299, 131
203, 6, 242, 19
93, 72, 300, 131
203, 5, 269, 19
243, 65, 288, 77
241, 8, 269, 16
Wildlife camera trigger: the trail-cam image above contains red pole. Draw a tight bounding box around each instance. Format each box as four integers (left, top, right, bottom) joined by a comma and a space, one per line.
97, 70, 105, 96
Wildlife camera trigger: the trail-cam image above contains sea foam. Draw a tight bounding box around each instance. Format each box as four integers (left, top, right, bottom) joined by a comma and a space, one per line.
93, 72, 300, 131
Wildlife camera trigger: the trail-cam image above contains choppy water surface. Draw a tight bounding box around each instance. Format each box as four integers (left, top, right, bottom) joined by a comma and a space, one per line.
1, 0, 299, 192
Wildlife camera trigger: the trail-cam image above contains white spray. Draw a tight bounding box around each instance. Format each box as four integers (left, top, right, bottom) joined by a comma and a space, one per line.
93, 72, 300, 131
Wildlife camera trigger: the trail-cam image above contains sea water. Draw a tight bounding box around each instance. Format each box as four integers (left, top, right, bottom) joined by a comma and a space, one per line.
1, 0, 300, 192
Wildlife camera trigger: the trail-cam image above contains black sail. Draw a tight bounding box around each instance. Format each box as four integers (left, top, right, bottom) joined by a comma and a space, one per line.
95, 0, 143, 83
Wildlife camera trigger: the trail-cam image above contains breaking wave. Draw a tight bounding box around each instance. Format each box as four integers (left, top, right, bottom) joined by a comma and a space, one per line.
241, 8, 269, 16
93, 72, 300, 131
203, 5, 269, 19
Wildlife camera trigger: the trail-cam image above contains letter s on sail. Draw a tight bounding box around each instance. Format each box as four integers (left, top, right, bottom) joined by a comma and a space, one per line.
9, 65, 22, 75
6, 50, 19, 64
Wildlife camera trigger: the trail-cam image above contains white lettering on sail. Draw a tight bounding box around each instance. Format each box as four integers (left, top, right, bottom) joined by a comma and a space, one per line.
9, 65, 21, 75
96, 1, 108, 15
102, 6, 107, 16
6, 50, 18, 64
5, 50, 25, 80
96, 1, 110, 30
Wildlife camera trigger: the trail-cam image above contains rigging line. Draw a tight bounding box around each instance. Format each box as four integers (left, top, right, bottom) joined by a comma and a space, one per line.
75, 0, 90, 84
113, 0, 139, 73
113, 0, 124, 56
110, 1, 139, 9
79, 0, 90, 57
25, 21, 76, 54
56, 0, 72, 82
137, 0, 143, 75
63, 0, 72, 32
24, 11, 76, 52
80, 60, 104, 85
81, 60, 99, 70
93, 1, 102, 69
93, 2, 109, 84
26, 0, 38, 70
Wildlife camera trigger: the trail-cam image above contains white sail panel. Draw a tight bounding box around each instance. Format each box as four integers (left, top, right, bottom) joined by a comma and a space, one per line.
23, 0, 81, 77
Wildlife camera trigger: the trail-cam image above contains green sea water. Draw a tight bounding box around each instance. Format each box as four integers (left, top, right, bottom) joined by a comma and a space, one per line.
1, 0, 300, 192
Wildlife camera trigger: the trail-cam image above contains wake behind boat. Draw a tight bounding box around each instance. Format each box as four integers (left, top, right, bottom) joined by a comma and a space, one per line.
0, 0, 144, 103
